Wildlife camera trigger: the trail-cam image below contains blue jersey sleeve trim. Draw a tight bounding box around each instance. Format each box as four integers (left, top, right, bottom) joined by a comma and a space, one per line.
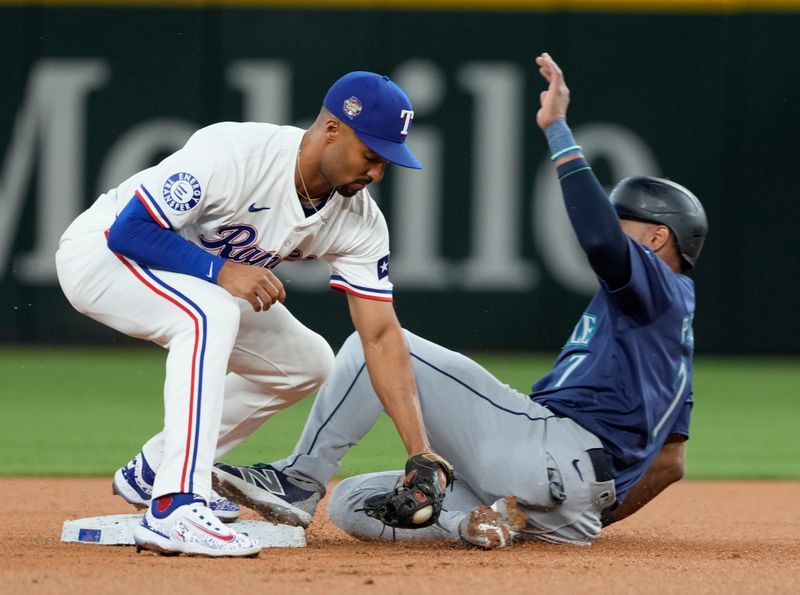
134, 185, 174, 230
107, 195, 225, 283
329, 274, 393, 294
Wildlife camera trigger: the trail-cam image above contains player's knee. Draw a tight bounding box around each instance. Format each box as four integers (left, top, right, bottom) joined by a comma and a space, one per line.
272, 331, 334, 398
327, 476, 357, 528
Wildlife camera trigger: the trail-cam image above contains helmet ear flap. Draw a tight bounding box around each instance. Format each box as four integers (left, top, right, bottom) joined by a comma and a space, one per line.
610, 176, 708, 270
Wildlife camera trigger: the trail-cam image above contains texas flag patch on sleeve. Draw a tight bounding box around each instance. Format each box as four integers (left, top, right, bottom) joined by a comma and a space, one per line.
377, 254, 390, 280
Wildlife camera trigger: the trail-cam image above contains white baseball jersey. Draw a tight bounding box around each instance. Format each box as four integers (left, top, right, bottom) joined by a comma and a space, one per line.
56, 121, 395, 504
108, 122, 393, 301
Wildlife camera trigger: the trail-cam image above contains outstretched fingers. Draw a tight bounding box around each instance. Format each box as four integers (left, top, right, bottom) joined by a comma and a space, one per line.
534, 52, 571, 130
536, 52, 564, 86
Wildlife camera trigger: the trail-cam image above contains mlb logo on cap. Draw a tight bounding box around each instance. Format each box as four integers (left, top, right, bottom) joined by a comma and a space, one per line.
342, 96, 363, 119
323, 71, 422, 170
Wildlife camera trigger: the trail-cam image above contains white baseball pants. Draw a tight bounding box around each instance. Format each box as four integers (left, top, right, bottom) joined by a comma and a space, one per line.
56, 197, 334, 501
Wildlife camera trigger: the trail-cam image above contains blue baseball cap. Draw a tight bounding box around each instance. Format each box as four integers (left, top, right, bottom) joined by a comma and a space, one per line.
323, 71, 422, 170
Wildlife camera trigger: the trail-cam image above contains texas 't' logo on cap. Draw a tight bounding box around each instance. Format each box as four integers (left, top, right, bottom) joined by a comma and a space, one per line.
400, 109, 414, 136
323, 71, 422, 169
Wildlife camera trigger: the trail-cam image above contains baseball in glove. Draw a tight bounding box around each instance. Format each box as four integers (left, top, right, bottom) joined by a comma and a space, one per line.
358, 452, 455, 529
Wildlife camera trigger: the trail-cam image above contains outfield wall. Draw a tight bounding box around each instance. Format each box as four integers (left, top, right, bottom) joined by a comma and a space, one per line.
1, 2, 798, 353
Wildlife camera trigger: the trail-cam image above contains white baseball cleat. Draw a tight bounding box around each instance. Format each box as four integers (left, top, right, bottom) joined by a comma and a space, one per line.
133, 501, 261, 558
112, 452, 240, 523
459, 496, 527, 549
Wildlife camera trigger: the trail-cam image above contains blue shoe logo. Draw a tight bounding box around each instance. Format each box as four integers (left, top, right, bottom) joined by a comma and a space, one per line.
248, 203, 270, 212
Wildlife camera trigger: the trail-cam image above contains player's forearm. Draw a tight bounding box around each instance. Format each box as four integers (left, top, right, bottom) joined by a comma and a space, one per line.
108, 195, 225, 282
544, 121, 631, 288
361, 327, 431, 455
603, 441, 686, 526
603, 468, 673, 525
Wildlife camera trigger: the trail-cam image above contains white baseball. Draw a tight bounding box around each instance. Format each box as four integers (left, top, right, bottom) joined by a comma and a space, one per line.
412, 506, 433, 524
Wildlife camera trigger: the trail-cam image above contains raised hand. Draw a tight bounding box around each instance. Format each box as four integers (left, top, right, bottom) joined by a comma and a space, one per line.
535, 52, 571, 131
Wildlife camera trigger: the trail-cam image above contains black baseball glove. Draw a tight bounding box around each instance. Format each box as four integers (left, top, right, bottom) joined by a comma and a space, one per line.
359, 452, 455, 529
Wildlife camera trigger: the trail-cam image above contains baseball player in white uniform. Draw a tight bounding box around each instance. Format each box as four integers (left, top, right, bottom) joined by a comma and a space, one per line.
55, 72, 452, 557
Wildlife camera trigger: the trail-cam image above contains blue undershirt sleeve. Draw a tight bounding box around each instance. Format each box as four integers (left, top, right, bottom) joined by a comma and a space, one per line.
106, 195, 225, 283
555, 158, 631, 289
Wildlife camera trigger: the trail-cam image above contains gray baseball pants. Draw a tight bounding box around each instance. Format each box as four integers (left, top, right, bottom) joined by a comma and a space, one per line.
272, 330, 616, 545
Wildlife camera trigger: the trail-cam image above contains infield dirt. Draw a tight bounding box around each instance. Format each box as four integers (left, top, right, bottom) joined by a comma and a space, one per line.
2, 478, 798, 594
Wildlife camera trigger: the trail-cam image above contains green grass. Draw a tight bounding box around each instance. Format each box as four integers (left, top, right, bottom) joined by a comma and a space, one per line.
1, 347, 798, 479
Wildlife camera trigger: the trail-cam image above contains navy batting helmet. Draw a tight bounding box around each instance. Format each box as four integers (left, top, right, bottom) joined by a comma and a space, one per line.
609, 176, 708, 271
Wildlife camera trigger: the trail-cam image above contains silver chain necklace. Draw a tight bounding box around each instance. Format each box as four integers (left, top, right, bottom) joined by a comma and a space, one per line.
296, 148, 332, 223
